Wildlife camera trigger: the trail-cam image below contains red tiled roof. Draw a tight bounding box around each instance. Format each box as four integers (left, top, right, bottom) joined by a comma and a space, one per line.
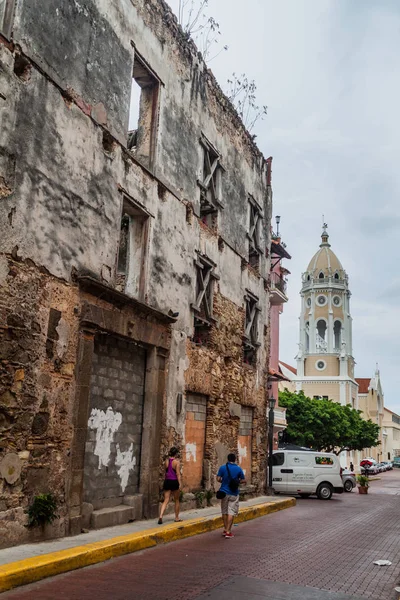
356, 378, 371, 394
279, 361, 297, 375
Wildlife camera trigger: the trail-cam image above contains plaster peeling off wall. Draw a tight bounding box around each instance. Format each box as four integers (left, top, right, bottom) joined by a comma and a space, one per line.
238, 440, 248, 476
185, 442, 197, 463
238, 441, 247, 459
87, 407, 122, 469
115, 443, 137, 493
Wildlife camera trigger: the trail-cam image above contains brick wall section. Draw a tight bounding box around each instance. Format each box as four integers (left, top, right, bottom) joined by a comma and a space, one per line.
238, 406, 253, 483
83, 335, 146, 509
185, 292, 269, 494
182, 394, 207, 491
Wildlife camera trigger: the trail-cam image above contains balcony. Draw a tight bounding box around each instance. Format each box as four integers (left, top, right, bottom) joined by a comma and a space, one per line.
302, 276, 347, 291
270, 272, 288, 305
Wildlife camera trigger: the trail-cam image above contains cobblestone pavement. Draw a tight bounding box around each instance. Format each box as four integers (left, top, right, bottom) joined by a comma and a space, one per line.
4, 470, 400, 600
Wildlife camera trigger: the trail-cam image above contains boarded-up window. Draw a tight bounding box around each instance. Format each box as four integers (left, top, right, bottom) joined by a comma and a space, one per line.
248, 196, 263, 270
182, 394, 207, 491
191, 253, 219, 345
197, 135, 224, 229
243, 291, 261, 365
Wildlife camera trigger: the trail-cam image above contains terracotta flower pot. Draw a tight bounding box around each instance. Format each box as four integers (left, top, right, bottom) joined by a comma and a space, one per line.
358, 486, 368, 494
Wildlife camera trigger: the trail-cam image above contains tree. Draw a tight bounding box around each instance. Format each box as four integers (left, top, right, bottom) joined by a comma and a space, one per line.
279, 389, 380, 455
226, 73, 268, 133
177, 0, 228, 62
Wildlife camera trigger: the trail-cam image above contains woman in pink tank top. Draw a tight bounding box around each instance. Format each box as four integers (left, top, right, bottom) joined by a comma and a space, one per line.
158, 447, 182, 524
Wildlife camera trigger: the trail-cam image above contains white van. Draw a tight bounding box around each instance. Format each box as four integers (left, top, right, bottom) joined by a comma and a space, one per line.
272, 449, 344, 500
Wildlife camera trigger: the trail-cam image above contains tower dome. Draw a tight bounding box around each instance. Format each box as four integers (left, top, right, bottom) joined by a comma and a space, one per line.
306, 224, 344, 278
298, 223, 353, 370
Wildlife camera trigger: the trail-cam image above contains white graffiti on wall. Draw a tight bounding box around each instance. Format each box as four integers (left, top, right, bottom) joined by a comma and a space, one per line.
115, 444, 137, 493
185, 442, 197, 462
87, 407, 122, 469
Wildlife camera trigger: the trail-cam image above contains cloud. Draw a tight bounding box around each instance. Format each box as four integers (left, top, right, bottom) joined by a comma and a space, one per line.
166, 0, 400, 412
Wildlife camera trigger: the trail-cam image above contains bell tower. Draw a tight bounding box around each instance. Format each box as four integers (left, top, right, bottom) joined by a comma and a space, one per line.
296, 224, 358, 409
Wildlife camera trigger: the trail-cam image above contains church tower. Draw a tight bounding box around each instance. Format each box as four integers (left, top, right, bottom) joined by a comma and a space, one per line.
296, 224, 358, 409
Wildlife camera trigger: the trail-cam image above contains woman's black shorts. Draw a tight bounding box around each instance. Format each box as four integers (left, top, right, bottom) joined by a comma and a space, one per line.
163, 479, 179, 492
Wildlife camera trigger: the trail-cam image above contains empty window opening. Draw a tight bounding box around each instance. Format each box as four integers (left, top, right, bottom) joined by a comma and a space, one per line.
192, 254, 218, 343
243, 291, 261, 365
318, 271, 325, 279
102, 130, 116, 154
1, 0, 15, 38
317, 319, 327, 341
127, 54, 159, 167
198, 135, 224, 229
305, 321, 310, 352
14, 54, 31, 81
334, 272, 339, 280
334, 320, 342, 350
248, 196, 262, 270
116, 196, 150, 299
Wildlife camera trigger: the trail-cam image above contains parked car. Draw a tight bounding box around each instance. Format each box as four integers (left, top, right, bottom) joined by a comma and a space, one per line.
383, 461, 393, 470
361, 464, 378, 475
341, 469, 356, 492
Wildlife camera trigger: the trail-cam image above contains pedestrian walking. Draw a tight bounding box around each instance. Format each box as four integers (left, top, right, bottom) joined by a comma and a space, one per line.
216, 453, 246, 538
350, 462, 354, 472
158, 447, 182, 524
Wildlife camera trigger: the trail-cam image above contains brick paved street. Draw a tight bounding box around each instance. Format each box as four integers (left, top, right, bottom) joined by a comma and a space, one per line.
4, 470, 400, 600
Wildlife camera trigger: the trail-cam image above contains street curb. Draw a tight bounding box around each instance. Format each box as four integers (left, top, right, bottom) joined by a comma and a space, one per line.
0, 498, 295, 593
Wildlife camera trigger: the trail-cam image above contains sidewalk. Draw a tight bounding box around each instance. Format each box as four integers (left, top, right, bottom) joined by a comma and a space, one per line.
0, 495, 295, 593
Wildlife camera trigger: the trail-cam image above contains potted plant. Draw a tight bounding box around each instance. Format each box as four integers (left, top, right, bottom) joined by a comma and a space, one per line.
356, 474, 369, 494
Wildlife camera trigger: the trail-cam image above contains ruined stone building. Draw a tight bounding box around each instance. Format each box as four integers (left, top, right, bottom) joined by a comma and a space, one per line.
0, 0, 273, 547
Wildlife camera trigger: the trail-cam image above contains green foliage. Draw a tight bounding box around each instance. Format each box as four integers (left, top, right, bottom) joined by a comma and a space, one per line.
205, 489, 213, 506
194, 491, 205, 508
356, 474, 369, 488
25, 493, 58, 529
279, 390, 380, 454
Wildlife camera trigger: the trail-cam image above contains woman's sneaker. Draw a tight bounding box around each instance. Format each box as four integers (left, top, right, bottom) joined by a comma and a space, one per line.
225, 532, 234, 539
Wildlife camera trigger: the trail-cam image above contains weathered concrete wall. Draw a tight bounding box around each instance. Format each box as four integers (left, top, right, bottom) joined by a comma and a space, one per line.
0, 0, 272, 546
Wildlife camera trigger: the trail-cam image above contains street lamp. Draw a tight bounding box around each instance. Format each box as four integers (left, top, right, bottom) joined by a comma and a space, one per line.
268, 396, 276, 492
275, 215, 281, 237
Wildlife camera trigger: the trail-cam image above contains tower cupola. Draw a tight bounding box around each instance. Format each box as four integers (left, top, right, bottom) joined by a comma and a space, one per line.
297, 224, 354, 383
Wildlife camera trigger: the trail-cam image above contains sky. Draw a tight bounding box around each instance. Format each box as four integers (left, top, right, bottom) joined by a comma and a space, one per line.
167, 0, 400, 413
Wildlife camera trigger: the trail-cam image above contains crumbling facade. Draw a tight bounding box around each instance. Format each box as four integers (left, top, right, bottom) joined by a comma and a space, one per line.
0, 0, 272, 547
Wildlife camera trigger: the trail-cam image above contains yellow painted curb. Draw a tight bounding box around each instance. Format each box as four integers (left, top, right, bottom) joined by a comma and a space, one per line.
0, 498, 295, 593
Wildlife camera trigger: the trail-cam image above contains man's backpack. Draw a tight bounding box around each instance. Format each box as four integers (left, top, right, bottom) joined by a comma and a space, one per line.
226, 462, 240, 493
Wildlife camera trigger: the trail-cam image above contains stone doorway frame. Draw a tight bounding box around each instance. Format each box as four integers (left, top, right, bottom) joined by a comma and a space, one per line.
67, 283, 174, 535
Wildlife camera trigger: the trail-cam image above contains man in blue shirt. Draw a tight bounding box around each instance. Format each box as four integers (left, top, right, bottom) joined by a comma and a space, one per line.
217, 453, 246, 538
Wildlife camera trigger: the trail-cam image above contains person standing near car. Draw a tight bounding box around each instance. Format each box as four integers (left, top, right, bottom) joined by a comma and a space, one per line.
350, 462, 354, 472
216, 453, 246, 538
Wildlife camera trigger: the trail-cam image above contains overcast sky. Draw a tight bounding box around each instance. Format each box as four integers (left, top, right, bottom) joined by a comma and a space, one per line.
167, 0, 400, 413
